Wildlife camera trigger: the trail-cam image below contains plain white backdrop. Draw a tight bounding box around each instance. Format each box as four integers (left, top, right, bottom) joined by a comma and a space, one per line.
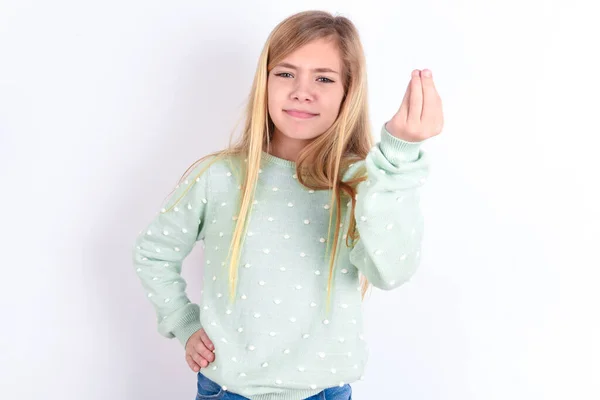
1, 0, 598, 399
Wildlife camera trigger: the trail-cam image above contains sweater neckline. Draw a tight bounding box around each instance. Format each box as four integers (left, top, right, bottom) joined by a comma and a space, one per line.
260, 151, 296, 169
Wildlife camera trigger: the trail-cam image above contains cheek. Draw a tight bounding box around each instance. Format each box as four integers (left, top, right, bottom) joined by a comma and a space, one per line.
267, 87, 279, 117
323, 92, 344, 119
268, 86, 286, 111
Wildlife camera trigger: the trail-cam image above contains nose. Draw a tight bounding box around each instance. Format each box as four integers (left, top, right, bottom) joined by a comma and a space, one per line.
290, 75, 314, 102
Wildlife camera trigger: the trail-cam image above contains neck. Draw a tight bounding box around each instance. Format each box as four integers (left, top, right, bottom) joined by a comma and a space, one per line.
267, 129, 312, 162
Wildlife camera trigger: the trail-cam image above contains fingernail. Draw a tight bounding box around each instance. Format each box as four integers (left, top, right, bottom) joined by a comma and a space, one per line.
413, 70, 420, 77
422, 69, 432, 77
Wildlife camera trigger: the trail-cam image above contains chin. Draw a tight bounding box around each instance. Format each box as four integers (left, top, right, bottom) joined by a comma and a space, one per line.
276, 124, 324, 140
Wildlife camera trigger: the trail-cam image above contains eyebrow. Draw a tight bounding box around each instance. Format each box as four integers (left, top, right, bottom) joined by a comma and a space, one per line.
275, 62, 340, 75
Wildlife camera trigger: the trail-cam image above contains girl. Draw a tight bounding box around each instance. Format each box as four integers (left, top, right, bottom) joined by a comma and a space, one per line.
132, 9, 443, 400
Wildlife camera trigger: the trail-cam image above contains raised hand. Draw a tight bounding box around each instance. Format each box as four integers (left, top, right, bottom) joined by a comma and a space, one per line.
386, 69, 444, 142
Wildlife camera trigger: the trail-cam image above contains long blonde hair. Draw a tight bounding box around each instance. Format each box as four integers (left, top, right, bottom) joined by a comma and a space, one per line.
163, 10, 374, 311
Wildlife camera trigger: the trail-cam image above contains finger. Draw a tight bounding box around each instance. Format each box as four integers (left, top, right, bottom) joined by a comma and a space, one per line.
395, 79, 412, 123
408, 69, 423, 125
199, 329, 215, 352
186, 354, 201, 372
191, 351, 208, 368
194, 341, 215, 363
420, 70, 440, 129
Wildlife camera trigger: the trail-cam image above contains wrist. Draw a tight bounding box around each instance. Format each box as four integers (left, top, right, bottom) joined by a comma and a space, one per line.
385, 120, 421, 143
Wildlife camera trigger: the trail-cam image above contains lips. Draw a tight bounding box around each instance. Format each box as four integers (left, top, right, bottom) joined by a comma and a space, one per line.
284, 109, 318, 119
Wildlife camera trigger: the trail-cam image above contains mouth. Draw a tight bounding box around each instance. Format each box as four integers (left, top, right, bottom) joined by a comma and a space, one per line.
284, 109, 319, 119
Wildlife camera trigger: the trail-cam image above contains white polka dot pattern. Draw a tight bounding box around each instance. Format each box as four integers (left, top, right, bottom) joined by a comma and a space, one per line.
132, 123, 430, 397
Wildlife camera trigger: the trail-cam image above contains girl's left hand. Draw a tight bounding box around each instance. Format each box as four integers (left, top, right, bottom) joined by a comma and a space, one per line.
385, 69, 444, 142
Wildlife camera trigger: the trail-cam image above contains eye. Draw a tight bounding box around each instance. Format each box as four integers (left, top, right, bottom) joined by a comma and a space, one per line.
274, 72, 335, 83
317, 77, 335, 83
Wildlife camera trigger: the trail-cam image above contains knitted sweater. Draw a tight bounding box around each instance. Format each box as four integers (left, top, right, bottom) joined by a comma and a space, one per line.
132, 123, 430, 400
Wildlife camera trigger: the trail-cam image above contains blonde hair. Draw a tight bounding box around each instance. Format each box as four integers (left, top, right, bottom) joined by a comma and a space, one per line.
163, 10, 374, 312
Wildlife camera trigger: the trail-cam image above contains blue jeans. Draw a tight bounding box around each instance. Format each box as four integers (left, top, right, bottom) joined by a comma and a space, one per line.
196, 372, 353, 400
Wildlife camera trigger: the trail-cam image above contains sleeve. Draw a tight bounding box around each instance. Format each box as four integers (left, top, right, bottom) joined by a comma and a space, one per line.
348, 123, 431, 290
132, 159, 212, 347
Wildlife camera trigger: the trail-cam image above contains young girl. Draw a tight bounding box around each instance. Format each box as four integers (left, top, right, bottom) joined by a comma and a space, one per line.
132, 9, 443, 400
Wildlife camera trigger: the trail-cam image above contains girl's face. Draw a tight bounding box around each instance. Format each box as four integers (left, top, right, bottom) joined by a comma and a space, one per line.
267, 38, 345, 143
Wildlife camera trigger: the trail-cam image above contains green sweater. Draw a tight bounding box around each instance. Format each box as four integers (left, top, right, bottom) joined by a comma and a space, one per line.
132, 123, 431, 400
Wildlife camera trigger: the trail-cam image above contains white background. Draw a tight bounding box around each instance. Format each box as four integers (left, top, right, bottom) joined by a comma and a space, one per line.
1, 0, 598, 399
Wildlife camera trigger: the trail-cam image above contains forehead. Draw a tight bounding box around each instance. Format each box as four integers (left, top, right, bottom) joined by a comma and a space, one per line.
280, 38, 342, 71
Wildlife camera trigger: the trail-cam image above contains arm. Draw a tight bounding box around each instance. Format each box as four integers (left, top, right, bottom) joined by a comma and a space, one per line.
349, 123, 431, 290
132, 159, 212, 346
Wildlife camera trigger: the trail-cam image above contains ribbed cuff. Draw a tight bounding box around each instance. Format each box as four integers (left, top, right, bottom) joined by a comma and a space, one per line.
172, 314, 203, 348
379, 123, 424, 165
